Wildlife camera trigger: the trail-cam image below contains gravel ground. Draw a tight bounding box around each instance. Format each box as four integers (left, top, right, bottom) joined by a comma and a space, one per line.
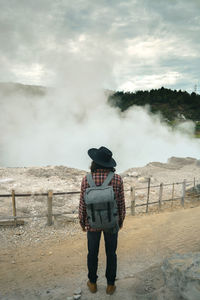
1, 206, 200, 300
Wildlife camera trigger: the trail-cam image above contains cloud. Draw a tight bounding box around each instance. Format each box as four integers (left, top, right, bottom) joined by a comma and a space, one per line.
119, 72, 183, 91
0, 0, 200, 91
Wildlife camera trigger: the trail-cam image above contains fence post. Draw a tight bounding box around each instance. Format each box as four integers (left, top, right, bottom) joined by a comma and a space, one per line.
194, 177, 196, 189
158, 183, 163, 211
181, 180, 186, 207
131, 186, 135, 216
12, 189, 17, 226
47, 190, 53, 226
146, 178, 151, 213
171, 183, 175, 208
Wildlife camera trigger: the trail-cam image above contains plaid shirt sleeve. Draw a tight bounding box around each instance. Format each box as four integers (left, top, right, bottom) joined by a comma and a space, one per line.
79, 176, 87, 229
116, 176, 126, 227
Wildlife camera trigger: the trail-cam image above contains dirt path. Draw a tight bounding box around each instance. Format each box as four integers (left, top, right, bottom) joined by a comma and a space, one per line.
1, 206, 200, 299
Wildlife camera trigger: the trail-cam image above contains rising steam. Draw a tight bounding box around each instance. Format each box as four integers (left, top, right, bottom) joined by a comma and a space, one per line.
0, 59, 200, 172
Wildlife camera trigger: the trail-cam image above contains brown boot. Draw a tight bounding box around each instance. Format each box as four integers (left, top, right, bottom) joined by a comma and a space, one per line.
87, 280, 97, 293
106, 284, 116, 295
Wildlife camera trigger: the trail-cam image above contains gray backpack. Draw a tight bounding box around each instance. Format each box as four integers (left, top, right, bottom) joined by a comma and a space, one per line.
84, 172, 118, 230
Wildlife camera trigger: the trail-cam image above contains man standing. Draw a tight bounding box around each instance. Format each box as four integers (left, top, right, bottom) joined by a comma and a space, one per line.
79, 146, 126, 295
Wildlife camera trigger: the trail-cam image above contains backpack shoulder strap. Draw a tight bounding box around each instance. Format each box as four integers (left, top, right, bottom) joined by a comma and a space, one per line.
101, 172, 114, 188
86, 173, 96, 188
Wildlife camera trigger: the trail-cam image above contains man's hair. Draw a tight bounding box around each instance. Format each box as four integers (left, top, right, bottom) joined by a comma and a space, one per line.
90, 161, 116, 173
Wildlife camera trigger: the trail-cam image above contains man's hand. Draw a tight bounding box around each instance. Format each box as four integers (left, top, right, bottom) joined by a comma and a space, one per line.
82, 227, 86, 232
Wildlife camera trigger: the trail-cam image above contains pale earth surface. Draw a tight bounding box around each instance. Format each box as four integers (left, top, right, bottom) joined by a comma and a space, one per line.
0, 157, 200, 299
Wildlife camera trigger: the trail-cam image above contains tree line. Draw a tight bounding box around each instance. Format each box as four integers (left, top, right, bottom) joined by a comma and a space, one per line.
108, 87, 200, 134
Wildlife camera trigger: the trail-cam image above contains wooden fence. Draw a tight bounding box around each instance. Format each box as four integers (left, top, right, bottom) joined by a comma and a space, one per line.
129, 177, 200, 215
0, 177, 199, 226
0, 190, 80, 226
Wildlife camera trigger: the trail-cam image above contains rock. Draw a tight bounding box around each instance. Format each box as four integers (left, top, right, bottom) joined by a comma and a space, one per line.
67, 297, 74, 300
138, 177, 149, 183
74, 288, 82, 295
162, 252, 200, 300
15, 232, 22, 236
127, 171, 138, 177
73, 295, 81, 300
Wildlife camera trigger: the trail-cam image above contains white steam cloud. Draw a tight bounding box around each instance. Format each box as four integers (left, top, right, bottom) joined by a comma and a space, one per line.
0, 56, 200, 172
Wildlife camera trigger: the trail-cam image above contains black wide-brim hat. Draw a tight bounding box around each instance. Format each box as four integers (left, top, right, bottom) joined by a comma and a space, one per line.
88, 146, 117, 168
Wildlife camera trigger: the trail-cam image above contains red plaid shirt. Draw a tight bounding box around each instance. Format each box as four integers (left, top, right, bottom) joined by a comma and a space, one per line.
79, 169, 126, 231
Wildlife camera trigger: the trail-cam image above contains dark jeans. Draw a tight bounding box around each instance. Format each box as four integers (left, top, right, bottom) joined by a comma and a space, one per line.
87, 231, 118, 285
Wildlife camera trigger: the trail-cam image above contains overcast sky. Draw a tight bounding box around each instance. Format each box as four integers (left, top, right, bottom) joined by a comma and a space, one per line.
0, 0, 200, 92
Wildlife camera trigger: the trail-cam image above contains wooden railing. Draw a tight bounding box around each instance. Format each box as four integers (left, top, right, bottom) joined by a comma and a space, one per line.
129, 178, 200, 215
0, 177, 199, 226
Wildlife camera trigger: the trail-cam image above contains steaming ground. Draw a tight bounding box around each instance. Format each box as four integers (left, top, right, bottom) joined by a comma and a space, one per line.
0, 83, 200, 172
0, 157, 200, 299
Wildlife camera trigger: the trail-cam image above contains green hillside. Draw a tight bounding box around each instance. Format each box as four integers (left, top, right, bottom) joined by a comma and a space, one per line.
108, 87, 200, 135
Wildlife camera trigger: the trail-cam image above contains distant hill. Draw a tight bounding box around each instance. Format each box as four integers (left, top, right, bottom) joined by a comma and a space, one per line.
108, 87, 200, 135
0, 82, 47, 97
